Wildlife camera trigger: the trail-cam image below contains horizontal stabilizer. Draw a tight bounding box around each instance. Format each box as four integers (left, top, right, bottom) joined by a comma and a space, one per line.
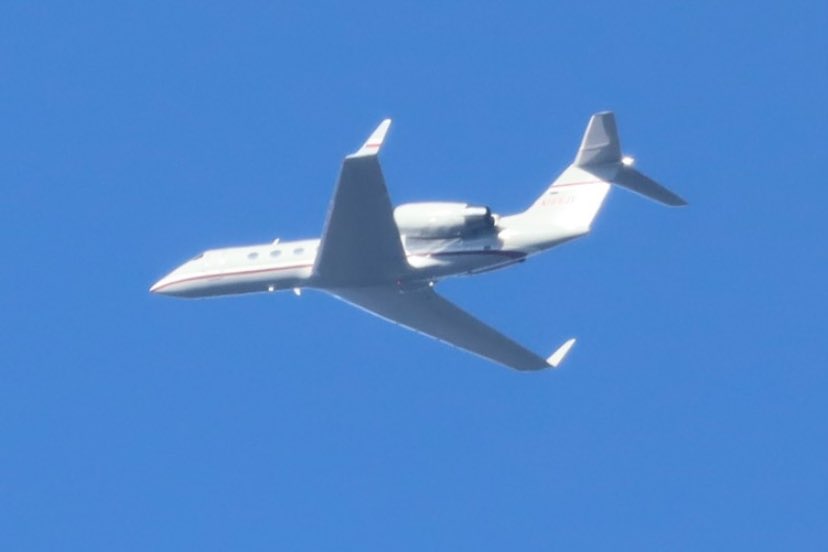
615, 166, 687, 206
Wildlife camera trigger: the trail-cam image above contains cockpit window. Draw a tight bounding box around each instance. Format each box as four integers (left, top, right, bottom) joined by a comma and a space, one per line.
191, 253, 204, 260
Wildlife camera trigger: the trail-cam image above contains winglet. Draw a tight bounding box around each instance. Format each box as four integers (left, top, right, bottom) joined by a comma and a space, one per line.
547, 338, 576, 368
350, 119, 392, 158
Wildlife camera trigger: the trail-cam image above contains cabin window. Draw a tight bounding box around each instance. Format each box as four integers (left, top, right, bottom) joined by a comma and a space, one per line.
293, 247, 305, 255
270, 249, 282, 258
247, 252, 259, 260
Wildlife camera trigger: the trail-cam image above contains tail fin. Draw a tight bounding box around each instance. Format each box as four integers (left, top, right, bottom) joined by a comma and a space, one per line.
525, 112, 686, 231
574, 111, 622, 166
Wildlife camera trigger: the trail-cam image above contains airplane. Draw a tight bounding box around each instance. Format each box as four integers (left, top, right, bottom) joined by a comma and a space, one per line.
150, 112, 686, 371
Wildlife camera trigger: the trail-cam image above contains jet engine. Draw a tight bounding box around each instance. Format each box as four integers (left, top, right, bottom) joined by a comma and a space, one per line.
393, 202, 496, 238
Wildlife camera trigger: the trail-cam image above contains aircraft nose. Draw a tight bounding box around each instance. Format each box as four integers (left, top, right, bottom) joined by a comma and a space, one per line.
150, 274, 175, 295
150, 260, 195, 296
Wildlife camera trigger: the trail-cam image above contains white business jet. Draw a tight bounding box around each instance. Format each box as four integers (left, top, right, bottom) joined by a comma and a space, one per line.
151, 112, 685, 371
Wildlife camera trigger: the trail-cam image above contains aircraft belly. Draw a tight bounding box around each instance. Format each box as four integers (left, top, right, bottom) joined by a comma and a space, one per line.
408, 250, 525, 281
160, 265, 313, 297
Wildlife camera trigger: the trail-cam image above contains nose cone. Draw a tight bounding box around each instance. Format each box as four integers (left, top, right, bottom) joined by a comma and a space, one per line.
150, 257, 202, 297
149, 276, 170, 294
150, 268, 181, 295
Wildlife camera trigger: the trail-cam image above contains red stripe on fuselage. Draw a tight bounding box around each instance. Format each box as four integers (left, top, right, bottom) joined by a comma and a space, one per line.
153, 250, 525, 292
550, 180, 603, 189
152, 263, 314, 292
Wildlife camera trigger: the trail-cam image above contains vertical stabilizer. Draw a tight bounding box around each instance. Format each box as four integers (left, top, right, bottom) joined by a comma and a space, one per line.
574, 112, 621, 167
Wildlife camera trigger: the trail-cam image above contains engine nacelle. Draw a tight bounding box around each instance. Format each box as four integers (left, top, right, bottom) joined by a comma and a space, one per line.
393, 202, 496, 238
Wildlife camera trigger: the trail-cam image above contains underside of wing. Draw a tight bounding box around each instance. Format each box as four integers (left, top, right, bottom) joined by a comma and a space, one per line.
313, 120, 409, 285
329, 286, 572, 371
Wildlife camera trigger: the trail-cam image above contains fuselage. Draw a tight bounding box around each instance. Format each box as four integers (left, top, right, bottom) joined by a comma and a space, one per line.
149, 215, 583, 298
149, 113, 683, 371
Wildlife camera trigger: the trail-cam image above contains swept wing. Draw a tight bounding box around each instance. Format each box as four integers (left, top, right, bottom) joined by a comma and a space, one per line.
313, 120, 409, 285
329, 285, 574, 371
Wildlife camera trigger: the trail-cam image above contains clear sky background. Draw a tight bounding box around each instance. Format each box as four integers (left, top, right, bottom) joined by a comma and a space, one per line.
2, 1, 827, 550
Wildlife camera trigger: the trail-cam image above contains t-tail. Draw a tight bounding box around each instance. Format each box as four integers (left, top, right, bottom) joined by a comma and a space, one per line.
522, 111, 686, 236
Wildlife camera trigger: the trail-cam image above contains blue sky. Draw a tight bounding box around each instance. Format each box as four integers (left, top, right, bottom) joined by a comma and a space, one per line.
2, 1, 826, 549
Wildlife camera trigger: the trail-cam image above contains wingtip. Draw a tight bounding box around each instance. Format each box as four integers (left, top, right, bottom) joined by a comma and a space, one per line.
351, 118, 393, 158
547, 338, 576, 368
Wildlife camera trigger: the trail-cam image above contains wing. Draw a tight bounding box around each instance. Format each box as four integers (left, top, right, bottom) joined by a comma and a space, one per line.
329, 286, 575, 371
313, 120, 409, 285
